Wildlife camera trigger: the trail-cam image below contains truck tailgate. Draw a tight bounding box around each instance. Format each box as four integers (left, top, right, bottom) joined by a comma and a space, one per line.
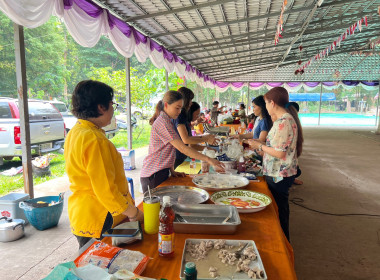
30, 120, 64, 144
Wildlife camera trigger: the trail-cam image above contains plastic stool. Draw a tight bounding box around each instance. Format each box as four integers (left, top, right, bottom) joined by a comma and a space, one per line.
127, 177, 134, 200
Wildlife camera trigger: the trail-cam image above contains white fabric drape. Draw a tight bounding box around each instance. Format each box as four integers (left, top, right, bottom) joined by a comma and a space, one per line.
0, 0, 377, 92
0, 0, 215, 88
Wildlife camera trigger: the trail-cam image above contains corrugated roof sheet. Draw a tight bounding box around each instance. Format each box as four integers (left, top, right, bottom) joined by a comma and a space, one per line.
97, 0, 380, 82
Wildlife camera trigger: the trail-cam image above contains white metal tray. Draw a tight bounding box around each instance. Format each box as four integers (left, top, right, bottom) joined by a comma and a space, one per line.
180, 239, 267, 280
172, 204, 241, 234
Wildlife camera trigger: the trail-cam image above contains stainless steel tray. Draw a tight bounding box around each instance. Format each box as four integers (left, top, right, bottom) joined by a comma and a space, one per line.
192, 173, 249, 191
180, 239, 267, 280
172, 204, 240, 234
145, 185, 209, 204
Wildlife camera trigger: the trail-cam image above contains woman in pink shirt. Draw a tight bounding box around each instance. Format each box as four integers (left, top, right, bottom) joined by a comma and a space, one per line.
140, 90, 224, 193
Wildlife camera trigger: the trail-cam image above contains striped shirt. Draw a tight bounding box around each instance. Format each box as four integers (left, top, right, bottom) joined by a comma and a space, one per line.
140, 111, 180, 178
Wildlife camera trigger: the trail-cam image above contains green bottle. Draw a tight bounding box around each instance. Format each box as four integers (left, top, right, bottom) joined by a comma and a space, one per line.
184, 262, 197, 280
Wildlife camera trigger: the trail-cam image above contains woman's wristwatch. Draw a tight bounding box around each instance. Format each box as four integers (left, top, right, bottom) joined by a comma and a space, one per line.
258, 144, 263, 151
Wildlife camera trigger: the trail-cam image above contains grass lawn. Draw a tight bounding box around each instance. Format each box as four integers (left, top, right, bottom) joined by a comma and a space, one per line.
0, 120, 151, 196
111, 120, 151, 149
0, 152, 66, 196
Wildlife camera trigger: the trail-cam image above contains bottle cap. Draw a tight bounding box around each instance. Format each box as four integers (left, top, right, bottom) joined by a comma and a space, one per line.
163, 196, 170, 204
185, 262, 196, 274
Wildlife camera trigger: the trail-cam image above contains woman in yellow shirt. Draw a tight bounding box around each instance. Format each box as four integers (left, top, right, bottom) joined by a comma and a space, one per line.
64, 80, 143, 248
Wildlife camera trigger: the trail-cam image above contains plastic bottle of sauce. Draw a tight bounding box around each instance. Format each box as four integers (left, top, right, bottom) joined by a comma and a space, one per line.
190, 158, 197, 174
237, 156, 246, 173
158, 196, 175, 257
184, 262, 197, 280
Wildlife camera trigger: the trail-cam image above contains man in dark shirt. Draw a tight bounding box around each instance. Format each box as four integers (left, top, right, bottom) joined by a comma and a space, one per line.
211, 100, 225, 126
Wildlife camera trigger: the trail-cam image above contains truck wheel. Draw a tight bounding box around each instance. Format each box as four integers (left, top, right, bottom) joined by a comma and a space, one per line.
3, 156, 14, 161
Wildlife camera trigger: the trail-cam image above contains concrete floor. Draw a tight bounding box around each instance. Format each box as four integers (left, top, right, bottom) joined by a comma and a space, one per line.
0, 128, 379, 279
290, 127, 380, 280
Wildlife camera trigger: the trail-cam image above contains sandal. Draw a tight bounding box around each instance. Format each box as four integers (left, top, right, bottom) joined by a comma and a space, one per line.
293, 178, 303, 185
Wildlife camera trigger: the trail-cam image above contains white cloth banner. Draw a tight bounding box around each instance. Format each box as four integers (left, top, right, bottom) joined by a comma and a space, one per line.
0, 0, 214, 89
1, 0, 378, 92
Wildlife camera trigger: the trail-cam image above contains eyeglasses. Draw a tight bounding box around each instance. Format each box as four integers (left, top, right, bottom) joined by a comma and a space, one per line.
111, 101, 119, 110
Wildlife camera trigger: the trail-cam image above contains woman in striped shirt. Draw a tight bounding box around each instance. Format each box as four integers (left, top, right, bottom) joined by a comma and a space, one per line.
140, 90, 224, 193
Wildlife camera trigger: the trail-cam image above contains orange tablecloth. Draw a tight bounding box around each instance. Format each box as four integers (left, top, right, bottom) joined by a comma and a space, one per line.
220, 123, 241, 131
219, 123, 248, 135
105, 176, 297, 279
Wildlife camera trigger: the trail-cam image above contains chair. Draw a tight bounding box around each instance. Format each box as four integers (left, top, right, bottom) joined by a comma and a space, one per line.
127, 177, 135, 200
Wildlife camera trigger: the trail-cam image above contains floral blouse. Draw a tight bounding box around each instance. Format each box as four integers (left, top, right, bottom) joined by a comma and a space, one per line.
263, 113, 298, 178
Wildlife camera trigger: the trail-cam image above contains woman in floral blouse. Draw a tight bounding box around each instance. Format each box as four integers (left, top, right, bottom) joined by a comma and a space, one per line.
249, 87, 303, 241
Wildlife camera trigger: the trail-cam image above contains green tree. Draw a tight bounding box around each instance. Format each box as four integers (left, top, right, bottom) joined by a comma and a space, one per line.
0, 13, 16, 96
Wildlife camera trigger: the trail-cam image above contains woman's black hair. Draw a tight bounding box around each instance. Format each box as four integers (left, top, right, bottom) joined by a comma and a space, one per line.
177, 87, 194, 112
240, 103, 246, 109
149, 90, 183, 125
212, 101, 219, 106
187, 102, 201, 122
71, 80, 114, 119
288, 102, 300, 112
252, 95, 273, 130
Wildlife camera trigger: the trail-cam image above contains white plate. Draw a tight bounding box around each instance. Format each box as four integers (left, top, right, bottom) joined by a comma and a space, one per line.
180, 239, 267, 280
192, 174, 249, 191
210, 190, 272, 213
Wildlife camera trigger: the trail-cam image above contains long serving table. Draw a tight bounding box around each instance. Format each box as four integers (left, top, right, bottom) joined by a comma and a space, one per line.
219, 123, 242, 133
106, 176, 297, 279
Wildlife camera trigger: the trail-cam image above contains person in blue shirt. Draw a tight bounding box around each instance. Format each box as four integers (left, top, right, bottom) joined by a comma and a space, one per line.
235, 95, 273, 142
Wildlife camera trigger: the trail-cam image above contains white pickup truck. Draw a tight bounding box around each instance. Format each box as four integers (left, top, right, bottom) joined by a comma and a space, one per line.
0, 98, 66, 164
49, 101, 118, 139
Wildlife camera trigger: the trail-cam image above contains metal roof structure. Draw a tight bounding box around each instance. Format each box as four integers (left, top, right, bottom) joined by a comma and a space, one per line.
96, 0, 380, 82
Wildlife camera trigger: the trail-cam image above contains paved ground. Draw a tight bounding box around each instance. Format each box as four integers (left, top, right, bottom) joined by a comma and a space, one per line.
290, 127, 380, 279
0, 147, 148, 280
0, 128, 379, 279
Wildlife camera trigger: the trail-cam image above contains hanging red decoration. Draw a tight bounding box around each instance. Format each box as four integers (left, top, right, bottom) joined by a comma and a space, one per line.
295, 16, 369, 73
274, 0, 288, 45
298, 60, 302, 65
299, 45, 303, 52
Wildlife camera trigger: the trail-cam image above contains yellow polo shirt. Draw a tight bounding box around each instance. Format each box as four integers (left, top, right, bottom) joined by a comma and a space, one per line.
194, 123, 204, 134
64, 119, 134, 238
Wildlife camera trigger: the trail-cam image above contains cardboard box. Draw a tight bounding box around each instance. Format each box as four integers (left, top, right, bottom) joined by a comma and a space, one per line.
119, 149, 135, 170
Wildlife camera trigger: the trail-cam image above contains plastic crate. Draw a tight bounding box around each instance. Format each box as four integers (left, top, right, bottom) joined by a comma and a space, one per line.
19, 194, 64, 231
0, 193, 30, 223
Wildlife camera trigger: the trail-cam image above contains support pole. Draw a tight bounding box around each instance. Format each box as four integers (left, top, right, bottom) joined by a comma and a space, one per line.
125, 58, 132, 150
376, 83, 380, 134
196, 84, 200, 103
247, 84, 250, 115
318, 82, 322, 125
165, 70, 169, 92
14, 24, 33, 198
207, 88, 210, 109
